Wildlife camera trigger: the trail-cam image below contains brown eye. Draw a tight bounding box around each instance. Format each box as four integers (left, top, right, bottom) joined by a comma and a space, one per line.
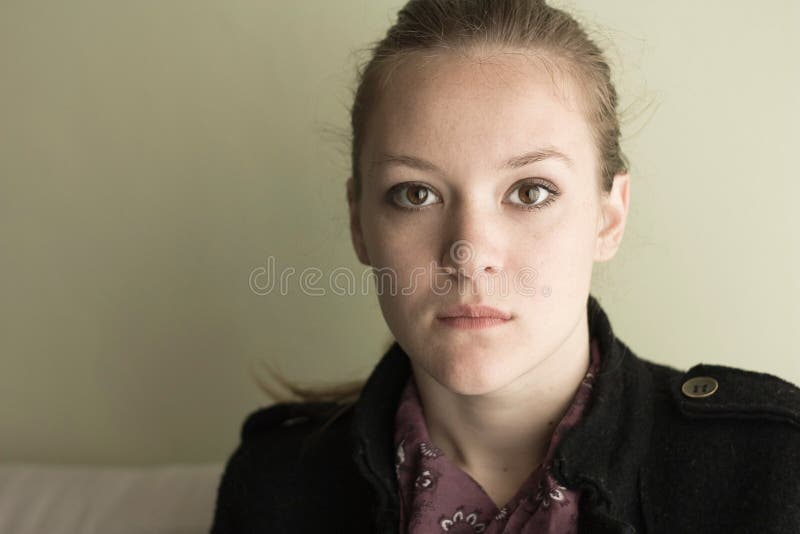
406, 185, 429, 205
507, 180, 560, 211
389, 182, 440, 210
517, 184, 545, 205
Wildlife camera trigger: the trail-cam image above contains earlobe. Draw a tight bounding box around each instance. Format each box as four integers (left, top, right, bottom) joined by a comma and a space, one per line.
594, 172, 630, 263
346, 177, 371, 266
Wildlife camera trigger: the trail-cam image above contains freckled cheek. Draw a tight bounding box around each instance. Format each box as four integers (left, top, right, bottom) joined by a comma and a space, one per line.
530, 227, 597, 288
364, 215, 437, 266
506, 235, 552, 283
385, 248, 435, 285
508, 219, 582, 276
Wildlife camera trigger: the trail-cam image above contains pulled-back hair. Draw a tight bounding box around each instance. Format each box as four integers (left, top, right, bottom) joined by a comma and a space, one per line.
255, 0, 628, 405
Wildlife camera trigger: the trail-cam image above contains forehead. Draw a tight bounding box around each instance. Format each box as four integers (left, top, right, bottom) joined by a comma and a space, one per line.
362, 48, 597, 178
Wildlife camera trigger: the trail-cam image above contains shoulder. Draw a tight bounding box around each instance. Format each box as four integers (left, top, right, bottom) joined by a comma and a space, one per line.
232, 401, 358, 469
211, 403, 364, 531
640, 357, 800, 474
212, 402, 358, 510
664, 361, 800, 429
638, 361, 800, 529
621, 354, 800, 479
214, 401, 357, 484
644, 359, 800, 481
212, 401, 372, 531
239, 401, 350, 441
634, 353, 800, 428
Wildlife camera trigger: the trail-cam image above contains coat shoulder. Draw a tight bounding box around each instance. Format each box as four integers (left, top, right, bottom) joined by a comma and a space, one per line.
240, 401, 349, 441
663, 361, 800, 429
640, 361, 800, 531
211, 402, 364, 532
229, 401, 358, 492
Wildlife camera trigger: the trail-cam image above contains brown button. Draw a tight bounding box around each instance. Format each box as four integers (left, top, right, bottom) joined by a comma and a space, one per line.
681, 376, 719, 398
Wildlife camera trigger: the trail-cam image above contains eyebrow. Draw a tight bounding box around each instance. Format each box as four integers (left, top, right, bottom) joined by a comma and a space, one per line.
370, 147, 575, 174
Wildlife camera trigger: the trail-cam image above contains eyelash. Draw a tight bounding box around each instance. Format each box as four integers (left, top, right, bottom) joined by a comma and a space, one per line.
386, 179, 561, 212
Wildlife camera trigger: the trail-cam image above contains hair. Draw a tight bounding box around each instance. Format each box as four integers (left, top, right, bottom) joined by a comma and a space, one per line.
254, 0, 628, 406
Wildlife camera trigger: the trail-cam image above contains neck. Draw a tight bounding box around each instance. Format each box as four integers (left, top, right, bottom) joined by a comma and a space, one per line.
410, 310, 591, 479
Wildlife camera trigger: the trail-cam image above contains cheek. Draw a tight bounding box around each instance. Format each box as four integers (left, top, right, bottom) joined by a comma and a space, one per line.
362, 208, 437, 267
359, 224, 434, 302
511, 209, 598, 292
366, 229, 428, 275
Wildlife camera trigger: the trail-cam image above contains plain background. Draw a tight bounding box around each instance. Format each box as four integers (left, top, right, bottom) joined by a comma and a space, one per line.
1, 0, 797, 465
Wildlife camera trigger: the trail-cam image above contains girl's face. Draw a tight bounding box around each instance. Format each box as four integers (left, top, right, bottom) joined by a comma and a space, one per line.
347, 49, 628, 396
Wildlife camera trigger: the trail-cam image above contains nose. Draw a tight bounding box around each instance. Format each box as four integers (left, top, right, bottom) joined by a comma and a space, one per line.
439, 202, 504, 282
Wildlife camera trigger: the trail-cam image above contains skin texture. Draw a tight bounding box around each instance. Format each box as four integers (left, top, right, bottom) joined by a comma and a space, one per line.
346, 47, 630, 508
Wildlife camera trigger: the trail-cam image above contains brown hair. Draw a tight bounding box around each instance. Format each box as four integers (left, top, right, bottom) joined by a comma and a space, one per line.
254, 0, 628, 405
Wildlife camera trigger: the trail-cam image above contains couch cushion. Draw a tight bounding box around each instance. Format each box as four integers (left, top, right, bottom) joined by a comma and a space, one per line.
0, 463, 224, 534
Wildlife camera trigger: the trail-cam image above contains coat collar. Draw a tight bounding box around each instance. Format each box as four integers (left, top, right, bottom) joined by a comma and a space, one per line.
349, 294, 653, 533
554, 296, 654, 531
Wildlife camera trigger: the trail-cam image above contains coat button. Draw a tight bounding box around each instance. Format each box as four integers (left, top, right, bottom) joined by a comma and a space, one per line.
280, 415, 310, 427
681, 376, 719, 398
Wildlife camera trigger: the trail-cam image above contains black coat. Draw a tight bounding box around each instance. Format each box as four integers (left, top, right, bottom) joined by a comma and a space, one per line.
210, 295, 800, 533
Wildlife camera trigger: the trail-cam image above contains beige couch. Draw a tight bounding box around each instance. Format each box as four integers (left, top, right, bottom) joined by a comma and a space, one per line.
0, 463, 224, 534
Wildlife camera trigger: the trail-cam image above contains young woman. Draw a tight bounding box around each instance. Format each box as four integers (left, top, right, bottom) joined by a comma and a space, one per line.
211, 1, 800, 532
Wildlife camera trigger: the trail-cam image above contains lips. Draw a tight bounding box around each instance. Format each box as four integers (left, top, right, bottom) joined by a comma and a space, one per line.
437, 304, 512, 320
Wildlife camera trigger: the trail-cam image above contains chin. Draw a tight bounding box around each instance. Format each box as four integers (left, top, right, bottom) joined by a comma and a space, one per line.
426, 352, 519, 396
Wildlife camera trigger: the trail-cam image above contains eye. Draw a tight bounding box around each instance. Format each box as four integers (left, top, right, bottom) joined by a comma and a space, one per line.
387, 182, 441, 211
386, 179, 560, 212
506, 179, 560, 211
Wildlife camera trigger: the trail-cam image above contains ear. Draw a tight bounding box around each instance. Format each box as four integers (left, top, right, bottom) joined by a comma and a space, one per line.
346, 177, 371, 266
594, 172, 630, 263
